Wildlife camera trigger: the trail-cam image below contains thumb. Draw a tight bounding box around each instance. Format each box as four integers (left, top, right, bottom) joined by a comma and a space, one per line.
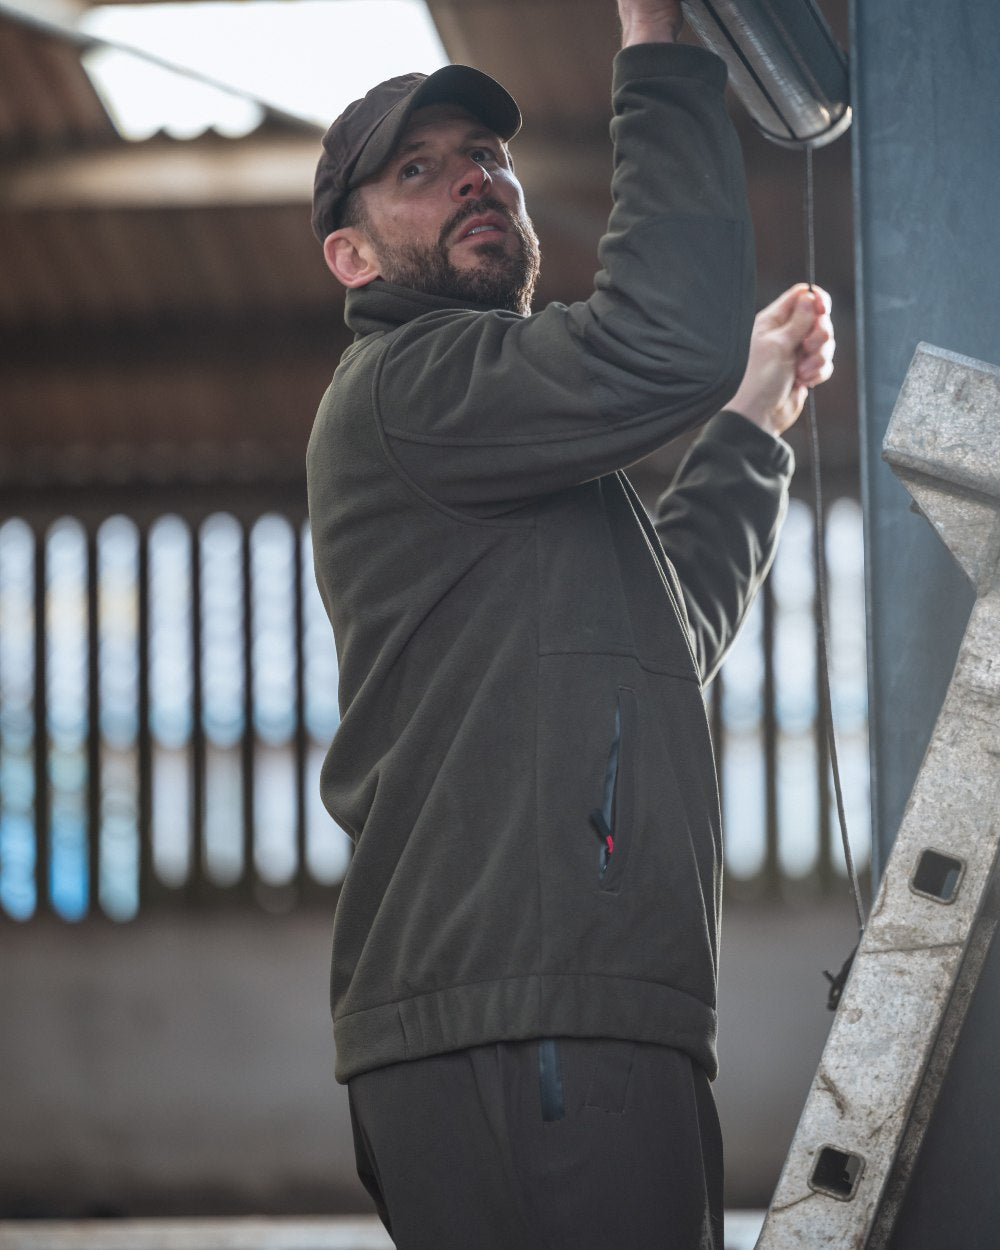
775, 289, 819, 349
754, 282, 812, 332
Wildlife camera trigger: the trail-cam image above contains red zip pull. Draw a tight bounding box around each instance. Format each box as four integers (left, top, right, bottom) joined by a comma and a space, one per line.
590, 809, 615, 856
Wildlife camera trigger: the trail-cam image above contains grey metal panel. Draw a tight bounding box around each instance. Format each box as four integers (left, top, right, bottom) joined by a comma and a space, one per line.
852, 0, 999, 873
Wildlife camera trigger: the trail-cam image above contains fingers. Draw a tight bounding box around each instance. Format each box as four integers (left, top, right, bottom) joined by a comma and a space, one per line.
796, 332, 835, 386
801, 320, 832, 354
754, 283, 809, 329
763, 282, 834, 388
736, 281, 836, 435
804, 284, 831, 316
755, 282, 826, 327
798, 293, 835, 386
797, 359, 834, 388
785, 289, 821, 342
799, 311, 834, 359
758, 283, 830, 327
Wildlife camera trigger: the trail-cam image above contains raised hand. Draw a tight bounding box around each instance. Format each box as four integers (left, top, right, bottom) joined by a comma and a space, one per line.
725, 284, 836, 437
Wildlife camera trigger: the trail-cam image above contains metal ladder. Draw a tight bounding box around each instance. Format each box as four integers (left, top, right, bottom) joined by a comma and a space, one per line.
755, 343, 1000, 1249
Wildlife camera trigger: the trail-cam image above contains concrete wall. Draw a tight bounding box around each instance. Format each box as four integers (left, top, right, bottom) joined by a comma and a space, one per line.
0, 895, 857, 1217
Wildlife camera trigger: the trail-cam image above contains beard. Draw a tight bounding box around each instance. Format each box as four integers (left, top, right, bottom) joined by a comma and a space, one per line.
368, 196, 541, 316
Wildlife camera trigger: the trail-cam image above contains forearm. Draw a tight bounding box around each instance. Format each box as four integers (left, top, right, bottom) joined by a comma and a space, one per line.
655, 411, 793, 682
564, 41, 755, 433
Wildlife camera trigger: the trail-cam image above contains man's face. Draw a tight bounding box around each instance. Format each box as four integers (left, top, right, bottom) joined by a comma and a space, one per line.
355, 104, 541, 315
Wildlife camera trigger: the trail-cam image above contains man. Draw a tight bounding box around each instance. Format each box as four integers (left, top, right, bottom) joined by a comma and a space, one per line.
307, 0, 834, 1246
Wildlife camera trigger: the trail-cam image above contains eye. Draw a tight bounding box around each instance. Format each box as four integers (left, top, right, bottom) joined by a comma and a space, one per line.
469, 146, 498, 166
399, 161, 426, 180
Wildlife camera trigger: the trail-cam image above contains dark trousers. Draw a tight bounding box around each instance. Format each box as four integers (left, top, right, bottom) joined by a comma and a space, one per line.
348, 1037, 723, 1249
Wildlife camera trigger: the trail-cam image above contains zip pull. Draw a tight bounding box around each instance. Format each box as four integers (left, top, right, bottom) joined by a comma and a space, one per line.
590, 809, 615, 857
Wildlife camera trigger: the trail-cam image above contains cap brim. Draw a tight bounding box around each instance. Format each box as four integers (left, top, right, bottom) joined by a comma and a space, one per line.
350, 64, 522, 188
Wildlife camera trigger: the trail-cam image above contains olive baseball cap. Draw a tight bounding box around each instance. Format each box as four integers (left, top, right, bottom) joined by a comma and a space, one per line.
311, 64, 522, 242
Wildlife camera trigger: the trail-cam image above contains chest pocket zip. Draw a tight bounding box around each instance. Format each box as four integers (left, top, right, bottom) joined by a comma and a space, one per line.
590, 687, 637, 892
592, 703, 620, 877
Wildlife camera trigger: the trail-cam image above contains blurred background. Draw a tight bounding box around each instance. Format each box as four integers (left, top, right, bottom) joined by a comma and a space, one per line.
1, 0, 869, 1221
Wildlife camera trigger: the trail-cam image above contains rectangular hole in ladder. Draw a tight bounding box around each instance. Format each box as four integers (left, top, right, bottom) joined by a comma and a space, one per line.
911, 849, 964, 903
810, 1146, 864, 1201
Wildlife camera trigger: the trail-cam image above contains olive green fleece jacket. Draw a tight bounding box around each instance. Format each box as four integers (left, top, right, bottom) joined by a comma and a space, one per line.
307, 41, 794, 1085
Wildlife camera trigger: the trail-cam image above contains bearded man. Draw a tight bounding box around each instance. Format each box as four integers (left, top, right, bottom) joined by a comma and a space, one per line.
306, 1, 834, 1246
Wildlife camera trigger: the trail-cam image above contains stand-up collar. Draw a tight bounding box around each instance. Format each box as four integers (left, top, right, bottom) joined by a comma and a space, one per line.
344, 278, 516, 339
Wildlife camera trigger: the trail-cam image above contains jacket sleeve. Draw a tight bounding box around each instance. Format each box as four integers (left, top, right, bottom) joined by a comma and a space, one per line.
378, 42, 756, 515
654, 410, 794, 683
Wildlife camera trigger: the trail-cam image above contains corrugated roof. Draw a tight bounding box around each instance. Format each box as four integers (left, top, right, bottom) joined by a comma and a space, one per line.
0, 1, 857, 495
0, 13, 118, 155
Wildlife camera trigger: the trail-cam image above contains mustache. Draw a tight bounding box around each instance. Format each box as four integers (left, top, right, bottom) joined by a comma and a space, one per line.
439, 196, 516, 249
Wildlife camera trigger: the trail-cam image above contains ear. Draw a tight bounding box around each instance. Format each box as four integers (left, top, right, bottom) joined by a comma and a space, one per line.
323, 228, 381, 288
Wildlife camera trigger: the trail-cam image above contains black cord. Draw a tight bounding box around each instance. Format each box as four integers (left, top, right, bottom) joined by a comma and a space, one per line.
803, 144, 867, 943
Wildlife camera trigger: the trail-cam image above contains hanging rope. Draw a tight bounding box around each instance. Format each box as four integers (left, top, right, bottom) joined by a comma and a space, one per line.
802, 146, 867, 1005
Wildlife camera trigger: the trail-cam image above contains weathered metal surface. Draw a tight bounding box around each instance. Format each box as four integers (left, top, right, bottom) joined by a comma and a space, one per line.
755, 344, 1000, 1249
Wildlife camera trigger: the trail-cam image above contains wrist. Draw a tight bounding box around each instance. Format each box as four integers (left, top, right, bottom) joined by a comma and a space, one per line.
729, 406, 779, 437
621, 23, 681, 46
708, 410, 795, 475
620, 10, 683, 46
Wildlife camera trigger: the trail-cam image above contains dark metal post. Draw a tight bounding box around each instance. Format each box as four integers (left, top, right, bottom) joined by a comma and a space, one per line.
853, 2, 997, 874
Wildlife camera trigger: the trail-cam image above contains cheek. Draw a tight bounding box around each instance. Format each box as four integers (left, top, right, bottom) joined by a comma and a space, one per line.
380, 203, 445, 250
496, 171, 525, 208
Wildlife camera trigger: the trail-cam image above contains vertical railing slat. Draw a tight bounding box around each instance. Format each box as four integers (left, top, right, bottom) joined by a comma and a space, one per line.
762, 576, 780, 891
86, 525, 101, 917
3, 485, 866, 921
189, 520, 205, 903
32, 525, 50, 915
137, 523, 154, 906
293, 515, 308, 896
815, 505, 834, 887
240, 518, 255, 900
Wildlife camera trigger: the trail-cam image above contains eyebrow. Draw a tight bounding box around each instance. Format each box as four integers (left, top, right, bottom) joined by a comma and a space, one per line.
394, 128, 504, 160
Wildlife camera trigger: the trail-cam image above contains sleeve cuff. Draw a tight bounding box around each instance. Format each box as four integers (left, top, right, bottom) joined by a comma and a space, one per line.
701, 409, 795, 477
612, 41, 729, 96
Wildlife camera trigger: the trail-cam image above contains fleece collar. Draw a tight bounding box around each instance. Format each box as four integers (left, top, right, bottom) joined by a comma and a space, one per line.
344, 278, 515, 340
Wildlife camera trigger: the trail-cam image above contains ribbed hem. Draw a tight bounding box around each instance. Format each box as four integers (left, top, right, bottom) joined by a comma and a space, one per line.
333, 972, 718, 1084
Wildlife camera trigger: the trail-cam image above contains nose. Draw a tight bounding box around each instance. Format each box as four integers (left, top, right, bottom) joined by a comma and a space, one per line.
452, 156, 492, 201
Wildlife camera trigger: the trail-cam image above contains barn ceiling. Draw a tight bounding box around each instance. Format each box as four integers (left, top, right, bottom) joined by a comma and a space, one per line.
0, 0, 856, 501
